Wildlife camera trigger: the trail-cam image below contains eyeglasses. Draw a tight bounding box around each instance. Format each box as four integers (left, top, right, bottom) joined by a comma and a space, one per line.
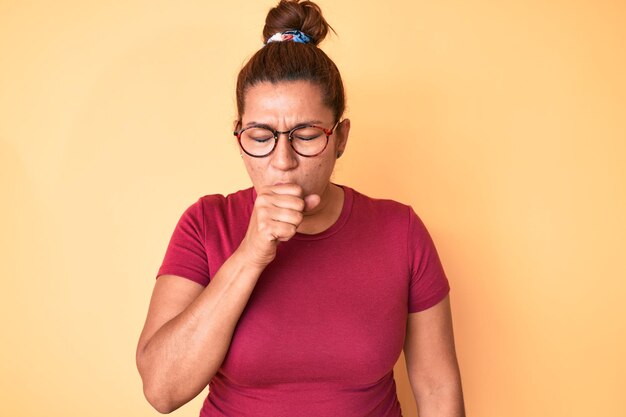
233, 121, 339, 158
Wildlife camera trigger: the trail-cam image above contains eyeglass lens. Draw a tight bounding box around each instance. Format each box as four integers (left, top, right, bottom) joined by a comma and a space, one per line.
240, 126, 328, 157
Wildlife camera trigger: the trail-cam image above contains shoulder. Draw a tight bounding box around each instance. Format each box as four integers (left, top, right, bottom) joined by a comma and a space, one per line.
177, 187, 254, 229
192, 187, 254, 215
196, 187, 253, 206
343, 185, 437, 241
346, 185, 413, 221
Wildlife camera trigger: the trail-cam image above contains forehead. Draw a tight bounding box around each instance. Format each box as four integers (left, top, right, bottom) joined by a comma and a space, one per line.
241, 80, 333, 124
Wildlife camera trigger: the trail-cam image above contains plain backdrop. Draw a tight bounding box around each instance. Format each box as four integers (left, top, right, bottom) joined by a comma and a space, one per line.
1, 1, 625, 416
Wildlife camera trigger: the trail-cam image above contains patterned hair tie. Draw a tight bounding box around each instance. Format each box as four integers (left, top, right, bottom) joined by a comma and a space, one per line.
265, 30, 312, 45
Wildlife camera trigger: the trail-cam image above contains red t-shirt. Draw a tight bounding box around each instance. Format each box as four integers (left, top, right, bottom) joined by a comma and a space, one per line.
157, 185, 450, 416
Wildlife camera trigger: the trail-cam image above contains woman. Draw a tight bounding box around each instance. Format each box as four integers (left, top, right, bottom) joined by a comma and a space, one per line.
136, 1, 465, 416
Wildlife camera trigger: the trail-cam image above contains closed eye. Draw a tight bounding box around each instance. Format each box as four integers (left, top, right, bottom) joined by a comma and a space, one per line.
292, 127, 323, 141
244, 127, 274, 142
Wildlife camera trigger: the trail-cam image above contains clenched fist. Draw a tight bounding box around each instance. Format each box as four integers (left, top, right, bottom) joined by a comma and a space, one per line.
239, 183, 320, 267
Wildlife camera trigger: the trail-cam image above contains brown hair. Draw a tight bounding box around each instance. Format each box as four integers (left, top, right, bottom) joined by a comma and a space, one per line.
236, 0, 346, 122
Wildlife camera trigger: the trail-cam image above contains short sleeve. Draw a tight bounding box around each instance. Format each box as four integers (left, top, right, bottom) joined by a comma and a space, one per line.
407, 207, 450, 313
156, 198, 210, 286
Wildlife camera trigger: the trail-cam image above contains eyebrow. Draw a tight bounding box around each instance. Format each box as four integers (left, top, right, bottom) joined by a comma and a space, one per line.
244, 120, 324, 128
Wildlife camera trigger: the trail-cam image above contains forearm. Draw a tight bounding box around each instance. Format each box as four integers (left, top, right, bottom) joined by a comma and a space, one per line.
413, 374, 465, 417
137, 248, 265, 413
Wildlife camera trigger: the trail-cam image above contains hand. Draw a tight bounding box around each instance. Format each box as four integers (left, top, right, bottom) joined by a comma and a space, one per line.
239, 183, 320, 267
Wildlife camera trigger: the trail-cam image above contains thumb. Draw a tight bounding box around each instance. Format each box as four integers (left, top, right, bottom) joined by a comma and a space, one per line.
303, 194, 321, 212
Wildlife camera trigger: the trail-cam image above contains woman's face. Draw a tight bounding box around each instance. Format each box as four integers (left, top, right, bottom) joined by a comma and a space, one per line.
238, 80, 349, 201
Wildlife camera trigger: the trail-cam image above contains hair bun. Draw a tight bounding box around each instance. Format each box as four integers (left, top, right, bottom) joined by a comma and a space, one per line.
263, 0, 334, 46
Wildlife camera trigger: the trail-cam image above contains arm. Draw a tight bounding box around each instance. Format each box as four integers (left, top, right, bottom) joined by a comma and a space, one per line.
136, 184, 319, 413
135, 252, 264, 414
403, 295, 466, 417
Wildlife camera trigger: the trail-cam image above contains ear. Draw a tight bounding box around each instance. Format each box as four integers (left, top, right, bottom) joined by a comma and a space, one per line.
334, 118, 350, 157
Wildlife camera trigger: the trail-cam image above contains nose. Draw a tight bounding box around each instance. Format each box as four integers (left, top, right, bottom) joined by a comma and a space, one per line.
270, 132, 298, 171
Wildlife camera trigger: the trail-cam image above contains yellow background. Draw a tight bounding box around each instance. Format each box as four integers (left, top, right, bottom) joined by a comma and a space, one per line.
1, 0, 624, 416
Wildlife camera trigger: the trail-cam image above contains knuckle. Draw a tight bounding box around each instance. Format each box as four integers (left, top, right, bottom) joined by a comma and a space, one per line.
257, 220, 272, 235
256, 194, 269, 206
292, 185, 303, 196
276, 223, 295, 238
254, 209, 268, 223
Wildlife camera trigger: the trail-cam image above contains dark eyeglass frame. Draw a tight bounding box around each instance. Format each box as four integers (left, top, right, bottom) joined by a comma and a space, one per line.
233, 121, 340, 158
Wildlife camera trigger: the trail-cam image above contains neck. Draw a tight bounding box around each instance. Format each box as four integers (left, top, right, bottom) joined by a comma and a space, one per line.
297, 183, 344, 235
